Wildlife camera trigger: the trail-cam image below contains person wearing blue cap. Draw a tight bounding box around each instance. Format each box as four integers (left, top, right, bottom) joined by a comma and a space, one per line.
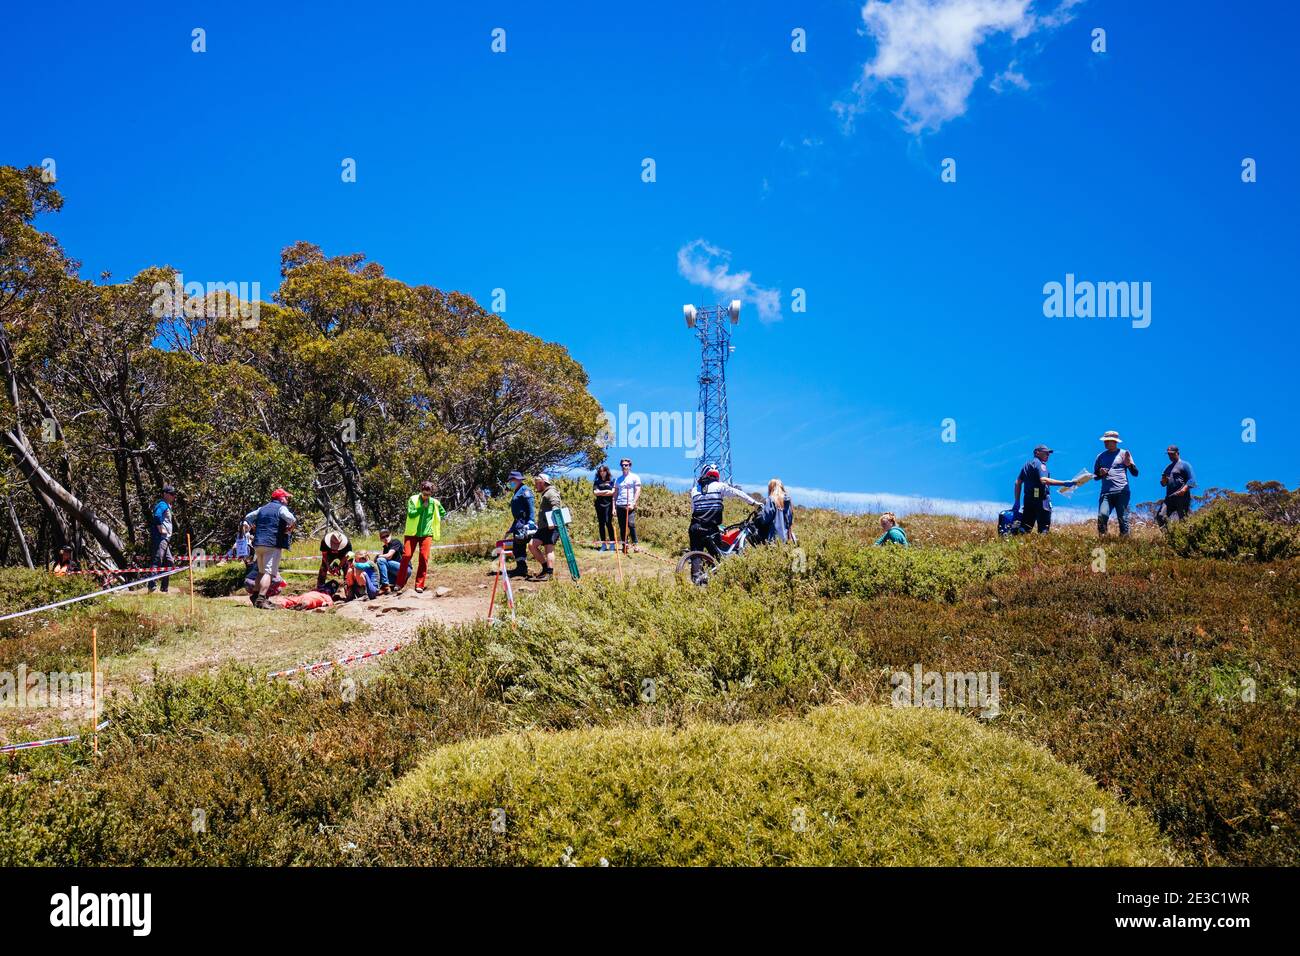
1013, 445, 1074, 534
505, 470, 537, 578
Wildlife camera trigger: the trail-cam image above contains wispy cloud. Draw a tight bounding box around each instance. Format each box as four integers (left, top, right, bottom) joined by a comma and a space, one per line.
835, 0, 1084, 134
676, 239, 782, 323
609, 469, 1094, 523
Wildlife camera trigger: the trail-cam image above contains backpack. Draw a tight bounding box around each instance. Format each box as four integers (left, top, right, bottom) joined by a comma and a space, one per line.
997, 508, 1020, 537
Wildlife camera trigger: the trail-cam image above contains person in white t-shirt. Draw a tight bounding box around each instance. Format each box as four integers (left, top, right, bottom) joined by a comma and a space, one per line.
613, 458, 642, 554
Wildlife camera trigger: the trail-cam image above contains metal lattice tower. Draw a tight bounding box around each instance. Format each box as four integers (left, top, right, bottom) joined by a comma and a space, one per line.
683, 300, 741, 484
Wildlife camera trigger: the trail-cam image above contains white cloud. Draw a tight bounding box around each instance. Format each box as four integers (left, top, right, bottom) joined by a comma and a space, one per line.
991, 59, 1030, 92
598, 470, 1095, 523
676, 239, 782, 323
836, 0, 1083, 134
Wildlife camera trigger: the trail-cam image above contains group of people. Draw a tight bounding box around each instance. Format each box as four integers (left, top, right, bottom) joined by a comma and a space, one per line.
238, 481, 447, 609
1013, 430, 1197, 536
45, 431, 1199, 598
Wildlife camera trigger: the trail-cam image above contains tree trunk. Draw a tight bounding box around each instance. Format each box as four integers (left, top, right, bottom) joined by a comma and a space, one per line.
330, 436, 370, 534
1, 427, 128, 567
6, 495, 33, 569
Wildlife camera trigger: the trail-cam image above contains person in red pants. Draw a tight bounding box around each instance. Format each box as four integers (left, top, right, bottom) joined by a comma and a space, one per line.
396, 480, 445, 594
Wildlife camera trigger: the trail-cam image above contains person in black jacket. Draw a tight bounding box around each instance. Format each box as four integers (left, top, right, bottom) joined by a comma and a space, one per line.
593, 464, 616, 551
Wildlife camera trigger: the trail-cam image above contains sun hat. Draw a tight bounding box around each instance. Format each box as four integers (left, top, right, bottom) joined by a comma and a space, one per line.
1033, 444, 1053, 454
536, 473, 552, 484
508, 470, 524, 481
1098, 430, 1123, 443
323, 530, 347, 550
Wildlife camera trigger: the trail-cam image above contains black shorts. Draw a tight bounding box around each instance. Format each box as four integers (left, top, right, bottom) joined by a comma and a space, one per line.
535, 524, 558, 546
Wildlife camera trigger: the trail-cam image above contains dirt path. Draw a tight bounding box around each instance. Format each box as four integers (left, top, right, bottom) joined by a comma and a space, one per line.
325, 547, 670, 667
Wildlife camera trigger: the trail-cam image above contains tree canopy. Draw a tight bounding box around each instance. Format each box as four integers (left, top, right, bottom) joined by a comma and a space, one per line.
0, 165, 605, 568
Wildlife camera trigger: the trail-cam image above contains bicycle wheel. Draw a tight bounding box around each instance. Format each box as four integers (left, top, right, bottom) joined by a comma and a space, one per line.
675, 550, 718, 586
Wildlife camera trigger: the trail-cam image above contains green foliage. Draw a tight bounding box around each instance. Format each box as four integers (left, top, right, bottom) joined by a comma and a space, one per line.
0, 566, 98, 616
354, 705, 1173, 866
801, 538, 1011, 602
1166, 503, 1300, 561
195, 561, 253, 598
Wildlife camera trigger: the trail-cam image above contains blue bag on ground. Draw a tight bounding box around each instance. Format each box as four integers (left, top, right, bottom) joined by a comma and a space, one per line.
997, 508, 1020, 536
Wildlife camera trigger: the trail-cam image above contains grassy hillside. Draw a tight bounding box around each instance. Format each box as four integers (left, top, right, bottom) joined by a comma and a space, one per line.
1, 484, 1296, 866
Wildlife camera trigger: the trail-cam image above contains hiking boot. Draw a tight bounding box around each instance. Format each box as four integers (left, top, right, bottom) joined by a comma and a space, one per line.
507, 563, 528, 578
536, 569, 554, 582
252, 594, 268, 609
415, 586, 425, 594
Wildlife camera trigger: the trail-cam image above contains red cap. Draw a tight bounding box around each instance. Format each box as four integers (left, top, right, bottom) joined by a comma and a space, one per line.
271, 488, 291, 501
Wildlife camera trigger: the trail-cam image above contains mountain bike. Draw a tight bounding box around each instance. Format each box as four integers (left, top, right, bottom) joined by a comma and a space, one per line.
675, 507, 765, 585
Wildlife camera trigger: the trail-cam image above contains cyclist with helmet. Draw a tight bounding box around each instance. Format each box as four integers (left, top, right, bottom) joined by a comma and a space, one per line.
688, 464, 758, 561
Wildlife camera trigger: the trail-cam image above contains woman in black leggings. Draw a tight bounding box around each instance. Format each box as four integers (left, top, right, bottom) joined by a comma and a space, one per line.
593, 465, 616, 551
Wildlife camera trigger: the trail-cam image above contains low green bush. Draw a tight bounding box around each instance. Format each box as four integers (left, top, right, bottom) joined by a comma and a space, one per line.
351, 704, 1174, 866
195, 561, 251, 597
1166, 503, 1300, 561
0, 567, 98, 620
805, 538, 1010, 602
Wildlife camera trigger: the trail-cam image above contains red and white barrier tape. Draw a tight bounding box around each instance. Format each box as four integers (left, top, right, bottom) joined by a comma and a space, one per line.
0, 568, 188, 623
267, 641, 407, 680
0, 720, 111, 755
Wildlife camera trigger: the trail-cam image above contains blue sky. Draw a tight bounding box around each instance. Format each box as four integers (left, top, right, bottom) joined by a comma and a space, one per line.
5, 0, 1296, 517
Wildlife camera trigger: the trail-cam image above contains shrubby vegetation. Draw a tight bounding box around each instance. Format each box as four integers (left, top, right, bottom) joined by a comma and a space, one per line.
352, 705, 1173, 866
3, 501, 1296, 866
1167, 502, 1300, 561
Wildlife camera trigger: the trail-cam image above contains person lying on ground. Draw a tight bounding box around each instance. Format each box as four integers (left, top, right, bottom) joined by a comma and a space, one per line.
283, 589, 334, 610
375, 528, 402, 594
243, 563, 285, 598
875, 513, 909, 547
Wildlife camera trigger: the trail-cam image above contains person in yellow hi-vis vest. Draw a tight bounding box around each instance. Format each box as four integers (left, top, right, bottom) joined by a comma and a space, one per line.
396, 480, 446, 594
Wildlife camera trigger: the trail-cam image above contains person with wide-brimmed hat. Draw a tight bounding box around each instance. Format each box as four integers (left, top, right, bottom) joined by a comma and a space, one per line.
1093, 430, 1139, 537
317, 528, 352, 589
527, 474, 563, 581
